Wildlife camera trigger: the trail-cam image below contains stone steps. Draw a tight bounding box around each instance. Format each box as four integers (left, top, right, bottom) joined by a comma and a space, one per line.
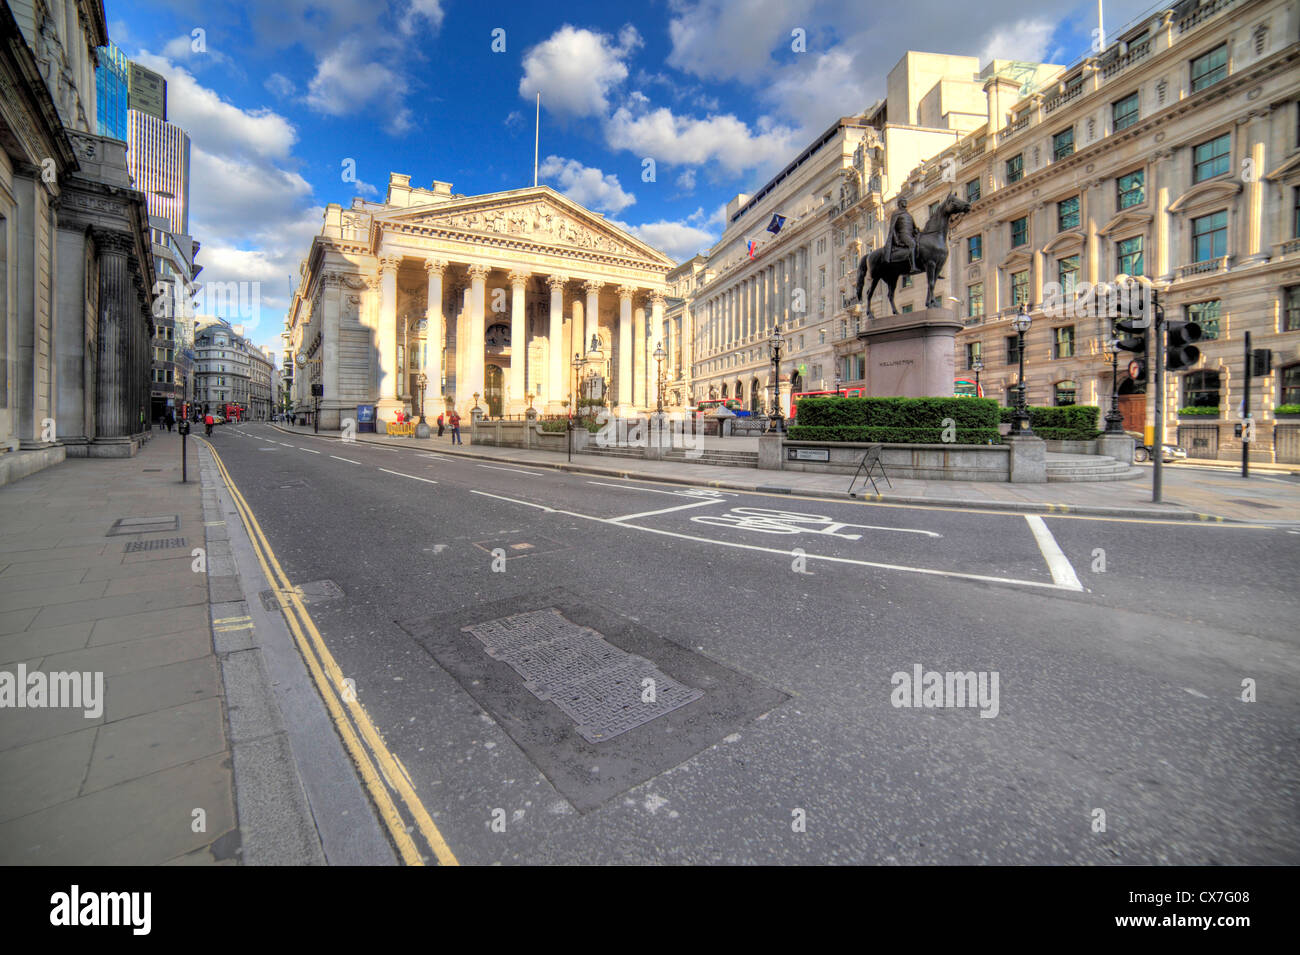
1046, 455, 1145, 482
579, 446, 759, 468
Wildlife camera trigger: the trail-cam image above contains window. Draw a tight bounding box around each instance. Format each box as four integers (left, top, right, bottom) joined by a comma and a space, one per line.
1010, 217, 1028, 247
1190, 43, 1228, 93
1011, 270, 1030, 306
819, 267, 826, 288
1282, 364, 1300, 405
902, 275, 913, 288
1286, 286, 1300, 332
966, 178, 981, 202
1187, 300, 1221, 341
1118, 170, 1144, 209
1182, 370, 1221, 408
901, 304, 914, 313
1054, 326, 1075, 359
968, 235, 982, 262
1117, 235, 1144, 276
1052, 128, 1075, 161
968, 282, 984, 318
818, 329, 826, 344
1005, 335, 1021, 365
965, 342, 983, 369
1193, 133, 1230, 183
1058, 196, 1080, 232
1292, 186, 1300, 238
1191, 210, 1227, 263
1057, 255, 1080, 294
1054, 380, 1077, 406
1113, 92, 1140, 131
1006, 154, 1023, 184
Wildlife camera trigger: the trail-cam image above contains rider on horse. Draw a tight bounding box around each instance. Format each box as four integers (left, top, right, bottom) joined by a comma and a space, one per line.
886, 197, 919, 274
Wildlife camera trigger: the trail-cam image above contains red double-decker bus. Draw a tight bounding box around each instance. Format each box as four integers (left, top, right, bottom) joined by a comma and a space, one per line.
224, 403, 244, 423
788, 388, 864, 419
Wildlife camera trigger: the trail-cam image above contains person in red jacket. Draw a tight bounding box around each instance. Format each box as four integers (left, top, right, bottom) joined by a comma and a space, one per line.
204, 412, 214, 436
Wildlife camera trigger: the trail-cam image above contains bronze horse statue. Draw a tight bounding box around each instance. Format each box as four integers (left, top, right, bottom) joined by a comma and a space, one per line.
856, 191, 971, 317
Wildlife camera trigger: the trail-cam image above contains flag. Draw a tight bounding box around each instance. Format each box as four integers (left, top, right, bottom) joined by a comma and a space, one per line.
746, 240, 756, 259
766, 213, 786, 235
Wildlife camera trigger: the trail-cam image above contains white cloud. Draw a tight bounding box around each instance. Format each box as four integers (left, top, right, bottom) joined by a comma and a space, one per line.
610, 216, 717, 263
264, 73, 296, 99
519, 25, 640, 118
132, 54, 297, 162
676, 168, 696, 191
604, 105, 799, 175
305, 38, 412, 134
538, 155, 636, 214
979, 18, 1058, 65
400, 0, 445, 35
355, 180, 379, 198
667, 0, 818, 84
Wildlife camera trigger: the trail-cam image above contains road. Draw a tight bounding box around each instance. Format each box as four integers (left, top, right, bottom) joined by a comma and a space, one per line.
202, 421, 1300, 864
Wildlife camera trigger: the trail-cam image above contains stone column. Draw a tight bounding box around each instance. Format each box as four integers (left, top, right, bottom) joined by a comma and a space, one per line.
547, 274, 566, 410
465, 263, 489, 414
508, 270, 529, 412
321, 272, 342, 429
617, 285, 634, 411
634, 296, 647, 409
425, 260, 445, 414
650, 294, 665, 408
377, 254, 401, 418
1241, 112, 1268, 263
584, 281, 602, 354
93, 231, 133, 443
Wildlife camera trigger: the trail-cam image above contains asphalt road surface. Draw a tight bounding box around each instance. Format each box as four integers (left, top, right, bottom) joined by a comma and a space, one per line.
204, 422, 1300, 865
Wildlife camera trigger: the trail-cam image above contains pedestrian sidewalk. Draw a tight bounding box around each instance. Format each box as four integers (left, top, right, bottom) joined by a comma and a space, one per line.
0, 433, 238, 864
271, 421, 1300, 523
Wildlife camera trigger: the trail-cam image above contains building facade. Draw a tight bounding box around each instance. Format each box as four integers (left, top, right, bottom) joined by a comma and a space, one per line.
127, 107, 190, 236
285, 175, 673, 427
1, 0, 157, 485
884, 0, 1300, 462
93, 39, 127, 140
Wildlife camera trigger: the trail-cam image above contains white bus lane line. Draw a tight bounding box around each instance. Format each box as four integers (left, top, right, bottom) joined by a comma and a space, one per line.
1024, 515, 1085, 591
587, 480, 732, 498
610, 498, 727, 522
688, 506, 942, 540
300, 447, 321, 454
330, 455, 361, 464
378, 468, 439, 484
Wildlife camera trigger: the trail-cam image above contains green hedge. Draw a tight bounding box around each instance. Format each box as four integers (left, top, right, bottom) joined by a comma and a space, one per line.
998, 404, 1100, 438
787, 425, 1001, 444
1276, 404, 1300, 415
796, 396, 997, 428
1177, 406, 1220, 416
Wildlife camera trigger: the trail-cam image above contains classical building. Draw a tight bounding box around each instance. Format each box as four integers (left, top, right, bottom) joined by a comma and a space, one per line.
1, 0, 157, 485
285, 175, 673, 426
660, 255, 707, 407
148, 213, 200, 421
688, 52, 1061, 412
874, 0, 1300, 462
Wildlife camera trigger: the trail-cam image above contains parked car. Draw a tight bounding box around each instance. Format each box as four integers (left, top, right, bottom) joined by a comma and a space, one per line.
211, 414, 225, 425
1126, 431, 1186, 463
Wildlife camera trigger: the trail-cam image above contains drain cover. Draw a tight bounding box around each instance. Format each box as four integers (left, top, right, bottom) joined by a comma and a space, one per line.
258, 578, 344, 611
464, 609, 703, 743
124, 537, 187, 553
107, 515, 179, 536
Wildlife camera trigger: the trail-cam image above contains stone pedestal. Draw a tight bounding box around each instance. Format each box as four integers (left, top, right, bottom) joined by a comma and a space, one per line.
1006, 434, 1047, 483
857, 307, 962, 397
758, 433, 784, 470
1097, 431, 1135, 466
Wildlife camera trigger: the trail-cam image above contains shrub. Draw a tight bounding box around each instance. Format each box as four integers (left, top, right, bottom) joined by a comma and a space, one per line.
540, 419, 568, 432
788, 425, 1001, 444
998, 404, 1100, 438
1276, 404, 1300, 416
794, 396, 999, 442
1177, 406, 1219, 416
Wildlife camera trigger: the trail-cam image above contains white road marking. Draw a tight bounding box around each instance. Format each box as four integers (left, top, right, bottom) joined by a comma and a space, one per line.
1183, 687, 1209, 699
1024, 515, 1084, 591
378, 468, 438, 484
300, 447, 321, 454
690, 507, 941, 540
588, 480, 730, 498
258, 448, 276, 451
477, 464, 544, 476
476, 490, 1077, 592
278, 442, 294, 447
611, 498, 726, 521
330, 455, 361, 464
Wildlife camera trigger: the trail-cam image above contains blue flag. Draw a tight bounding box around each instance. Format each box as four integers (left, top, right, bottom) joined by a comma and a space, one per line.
766, 213, 786, 235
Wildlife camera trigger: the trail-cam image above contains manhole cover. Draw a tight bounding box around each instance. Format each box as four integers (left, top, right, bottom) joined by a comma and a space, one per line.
107, 515, 179, 536
124, 537, 187, 553
258, 578, 344, 611
464, 609, 703, 743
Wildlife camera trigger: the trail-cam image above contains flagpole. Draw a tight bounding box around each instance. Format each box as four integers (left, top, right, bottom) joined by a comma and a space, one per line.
533, 91, 540, 187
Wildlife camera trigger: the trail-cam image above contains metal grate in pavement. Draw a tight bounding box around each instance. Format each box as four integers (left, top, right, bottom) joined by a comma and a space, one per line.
124, 537, 187, 553
107, 514, 179, 536
464, 608, 703, 743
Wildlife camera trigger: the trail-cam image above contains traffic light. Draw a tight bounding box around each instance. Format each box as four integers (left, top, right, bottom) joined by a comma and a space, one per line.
1110, 275, 1149, 383
1113, 318, 1147, 382
1252, 348, 1272, 376
1165, 319, 1202, 371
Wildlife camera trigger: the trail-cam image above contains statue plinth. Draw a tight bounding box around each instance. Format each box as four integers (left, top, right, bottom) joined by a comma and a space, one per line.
856, 307, 962, 398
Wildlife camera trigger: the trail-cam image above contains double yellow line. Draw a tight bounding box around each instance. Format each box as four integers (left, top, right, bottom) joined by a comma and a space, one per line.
202, 439, 458, 866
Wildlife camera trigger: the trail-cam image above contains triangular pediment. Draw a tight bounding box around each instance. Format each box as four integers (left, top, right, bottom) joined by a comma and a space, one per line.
381, 186, 675, 267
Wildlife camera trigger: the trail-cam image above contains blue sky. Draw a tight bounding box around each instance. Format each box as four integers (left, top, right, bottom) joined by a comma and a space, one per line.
105, 0, 1161, 358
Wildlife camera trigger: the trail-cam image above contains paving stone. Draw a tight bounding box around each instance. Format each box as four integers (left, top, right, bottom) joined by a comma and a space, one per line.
0, 726, 98, 824
89, 603, 207, 646
40, 628, 211, 680
0, 580, 109, 612
102, 656, 220, 722
82, 698, 226, 794
0, 621, 92, 664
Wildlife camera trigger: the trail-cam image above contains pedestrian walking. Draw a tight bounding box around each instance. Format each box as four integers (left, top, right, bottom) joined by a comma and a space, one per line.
436, 413, 445, 437
166, 410, 175, 432
450, 411, 462, 445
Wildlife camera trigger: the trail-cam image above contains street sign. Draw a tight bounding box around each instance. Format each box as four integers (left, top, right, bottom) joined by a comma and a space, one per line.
1128, 359, 1141, 380
788, 447, 830, 462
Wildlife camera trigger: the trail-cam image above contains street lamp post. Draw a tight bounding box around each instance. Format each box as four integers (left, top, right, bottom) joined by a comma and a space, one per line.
1011, 305, 1033, 436
417, 372, 428, 424
971, 357, 983, 397
653, 342, 666, 414
833, 371, 842, 397
768, 324, 786, 433
1102, 338, 1124, 433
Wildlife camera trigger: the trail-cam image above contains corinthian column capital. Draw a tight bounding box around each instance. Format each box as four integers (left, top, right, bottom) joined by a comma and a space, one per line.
583, 280, 603, 296
379, 254, 401, 274
466, 263, 490, 282
617, 285, 637, 302
508, 269, 530, 287
546, 273, 569, 291
424, 259, 447, 277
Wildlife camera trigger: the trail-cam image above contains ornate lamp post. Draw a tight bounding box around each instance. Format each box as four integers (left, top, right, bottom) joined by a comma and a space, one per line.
417, 372, 428, 423
653, 341, 666, 414
1102, 337, 1124, 433
971, 357, 984, 397
833, 371, 842, 397
768, 324, 786, 433
1010, 305, 1033, 435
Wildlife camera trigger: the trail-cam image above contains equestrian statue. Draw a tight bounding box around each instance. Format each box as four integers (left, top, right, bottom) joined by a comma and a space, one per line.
855, 191, 971, 318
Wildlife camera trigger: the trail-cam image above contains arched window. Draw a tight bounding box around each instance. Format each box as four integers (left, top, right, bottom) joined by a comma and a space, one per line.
721, 383, 728, 398
1182, 370, 1220, 409
1054, 380, 1077, 406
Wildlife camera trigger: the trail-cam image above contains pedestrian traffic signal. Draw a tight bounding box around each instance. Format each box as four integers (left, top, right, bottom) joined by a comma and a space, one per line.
1166, 320, 1202, 371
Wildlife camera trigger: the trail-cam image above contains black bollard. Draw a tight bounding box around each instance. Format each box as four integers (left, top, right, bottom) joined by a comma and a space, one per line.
178, 419, 191, 483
